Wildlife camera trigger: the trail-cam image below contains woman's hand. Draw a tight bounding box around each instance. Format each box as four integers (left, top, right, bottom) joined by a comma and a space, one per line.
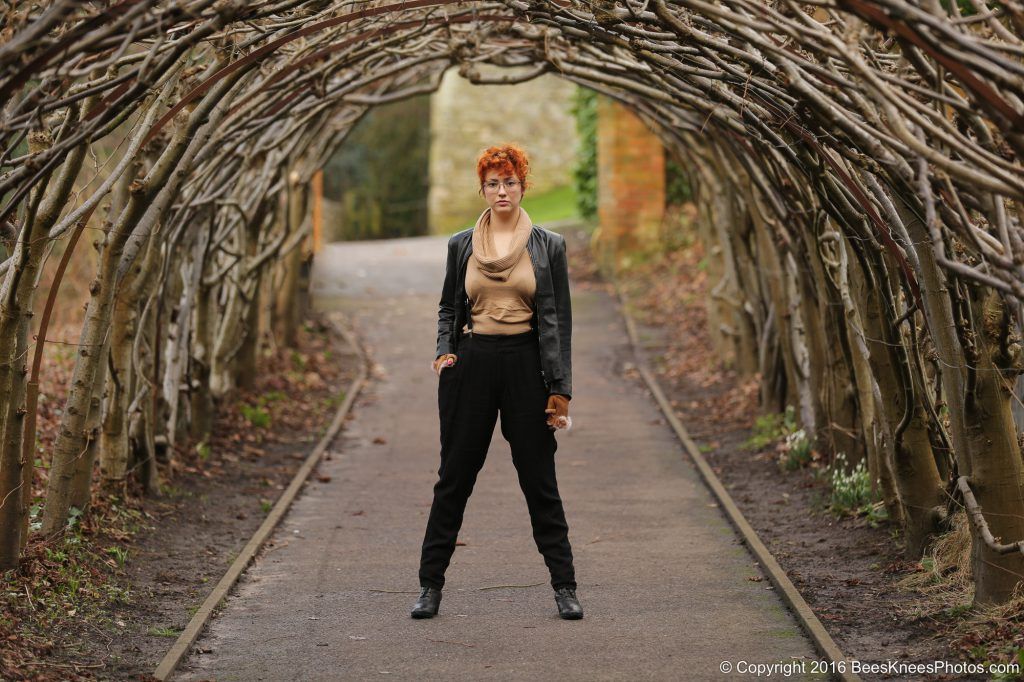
432, 353, 457, 377
545, 394, 571, 431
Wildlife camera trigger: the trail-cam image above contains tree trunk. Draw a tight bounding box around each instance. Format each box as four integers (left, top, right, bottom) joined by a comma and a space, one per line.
161, 250, 190, 449
896, 191, 1024, 604
99, 203, 159, 491
190, 280, 215, 441
964, 285, 1024, 605
236, 282, 261, 390
858, 252, 943, 555
832, 228, 901, 518
135, 286, 162, 496
747, 200, 805, 419
274, 177, 309, 348
792, 235, 855, 461
0, 118, 87, 566
68, 349, 109, 509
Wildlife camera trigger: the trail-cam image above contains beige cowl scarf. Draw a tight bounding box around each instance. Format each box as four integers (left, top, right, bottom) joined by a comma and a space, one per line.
471, 206, 533, 281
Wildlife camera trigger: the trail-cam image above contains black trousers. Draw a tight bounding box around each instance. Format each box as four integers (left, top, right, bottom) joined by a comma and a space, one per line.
418, 328, 577, 591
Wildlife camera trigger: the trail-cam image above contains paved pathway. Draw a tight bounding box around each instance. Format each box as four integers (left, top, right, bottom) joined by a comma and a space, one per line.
176, 233, 822, 681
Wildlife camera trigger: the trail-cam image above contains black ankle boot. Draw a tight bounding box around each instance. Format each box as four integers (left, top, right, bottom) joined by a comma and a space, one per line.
554, 587, 583, 620
411, 586, 442, 619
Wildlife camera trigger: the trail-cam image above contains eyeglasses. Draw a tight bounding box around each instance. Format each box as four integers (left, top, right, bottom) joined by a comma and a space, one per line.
482, 178, 522, 192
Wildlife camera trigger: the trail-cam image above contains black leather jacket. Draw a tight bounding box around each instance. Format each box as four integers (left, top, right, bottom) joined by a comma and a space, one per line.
435, 225, 573, 399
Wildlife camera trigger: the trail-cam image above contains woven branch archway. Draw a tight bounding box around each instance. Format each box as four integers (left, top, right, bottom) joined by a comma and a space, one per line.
2, 0, 1023, 605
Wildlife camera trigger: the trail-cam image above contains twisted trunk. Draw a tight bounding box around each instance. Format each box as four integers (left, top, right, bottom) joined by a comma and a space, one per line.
0, 112, 87, 567
99, 199, 160, 491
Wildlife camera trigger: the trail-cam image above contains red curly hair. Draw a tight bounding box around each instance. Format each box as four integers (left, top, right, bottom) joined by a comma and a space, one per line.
476, 143, 531, 193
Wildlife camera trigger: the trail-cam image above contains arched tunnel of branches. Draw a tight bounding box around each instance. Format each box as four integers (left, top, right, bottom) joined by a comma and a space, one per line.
2, 0, 1024, 610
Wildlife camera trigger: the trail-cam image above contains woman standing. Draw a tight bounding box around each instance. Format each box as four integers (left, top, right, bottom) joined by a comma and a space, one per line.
412, 144, 582, 620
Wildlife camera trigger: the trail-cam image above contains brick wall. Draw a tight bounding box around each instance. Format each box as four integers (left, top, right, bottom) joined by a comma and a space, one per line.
595, 95, 665, 269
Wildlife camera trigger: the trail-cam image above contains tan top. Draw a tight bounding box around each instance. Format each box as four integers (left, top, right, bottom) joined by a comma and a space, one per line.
463, 250, 536, 334
460, 206, 537, 335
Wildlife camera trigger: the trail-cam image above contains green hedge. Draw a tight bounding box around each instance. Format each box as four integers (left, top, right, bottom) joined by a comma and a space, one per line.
571, 87, 598, 222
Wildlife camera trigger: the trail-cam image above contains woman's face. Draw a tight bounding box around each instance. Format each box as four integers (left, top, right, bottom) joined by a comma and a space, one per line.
481, 169, 525, 219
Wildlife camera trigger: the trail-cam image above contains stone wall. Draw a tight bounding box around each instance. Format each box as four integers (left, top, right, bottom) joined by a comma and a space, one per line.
428, 65, 579, 234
